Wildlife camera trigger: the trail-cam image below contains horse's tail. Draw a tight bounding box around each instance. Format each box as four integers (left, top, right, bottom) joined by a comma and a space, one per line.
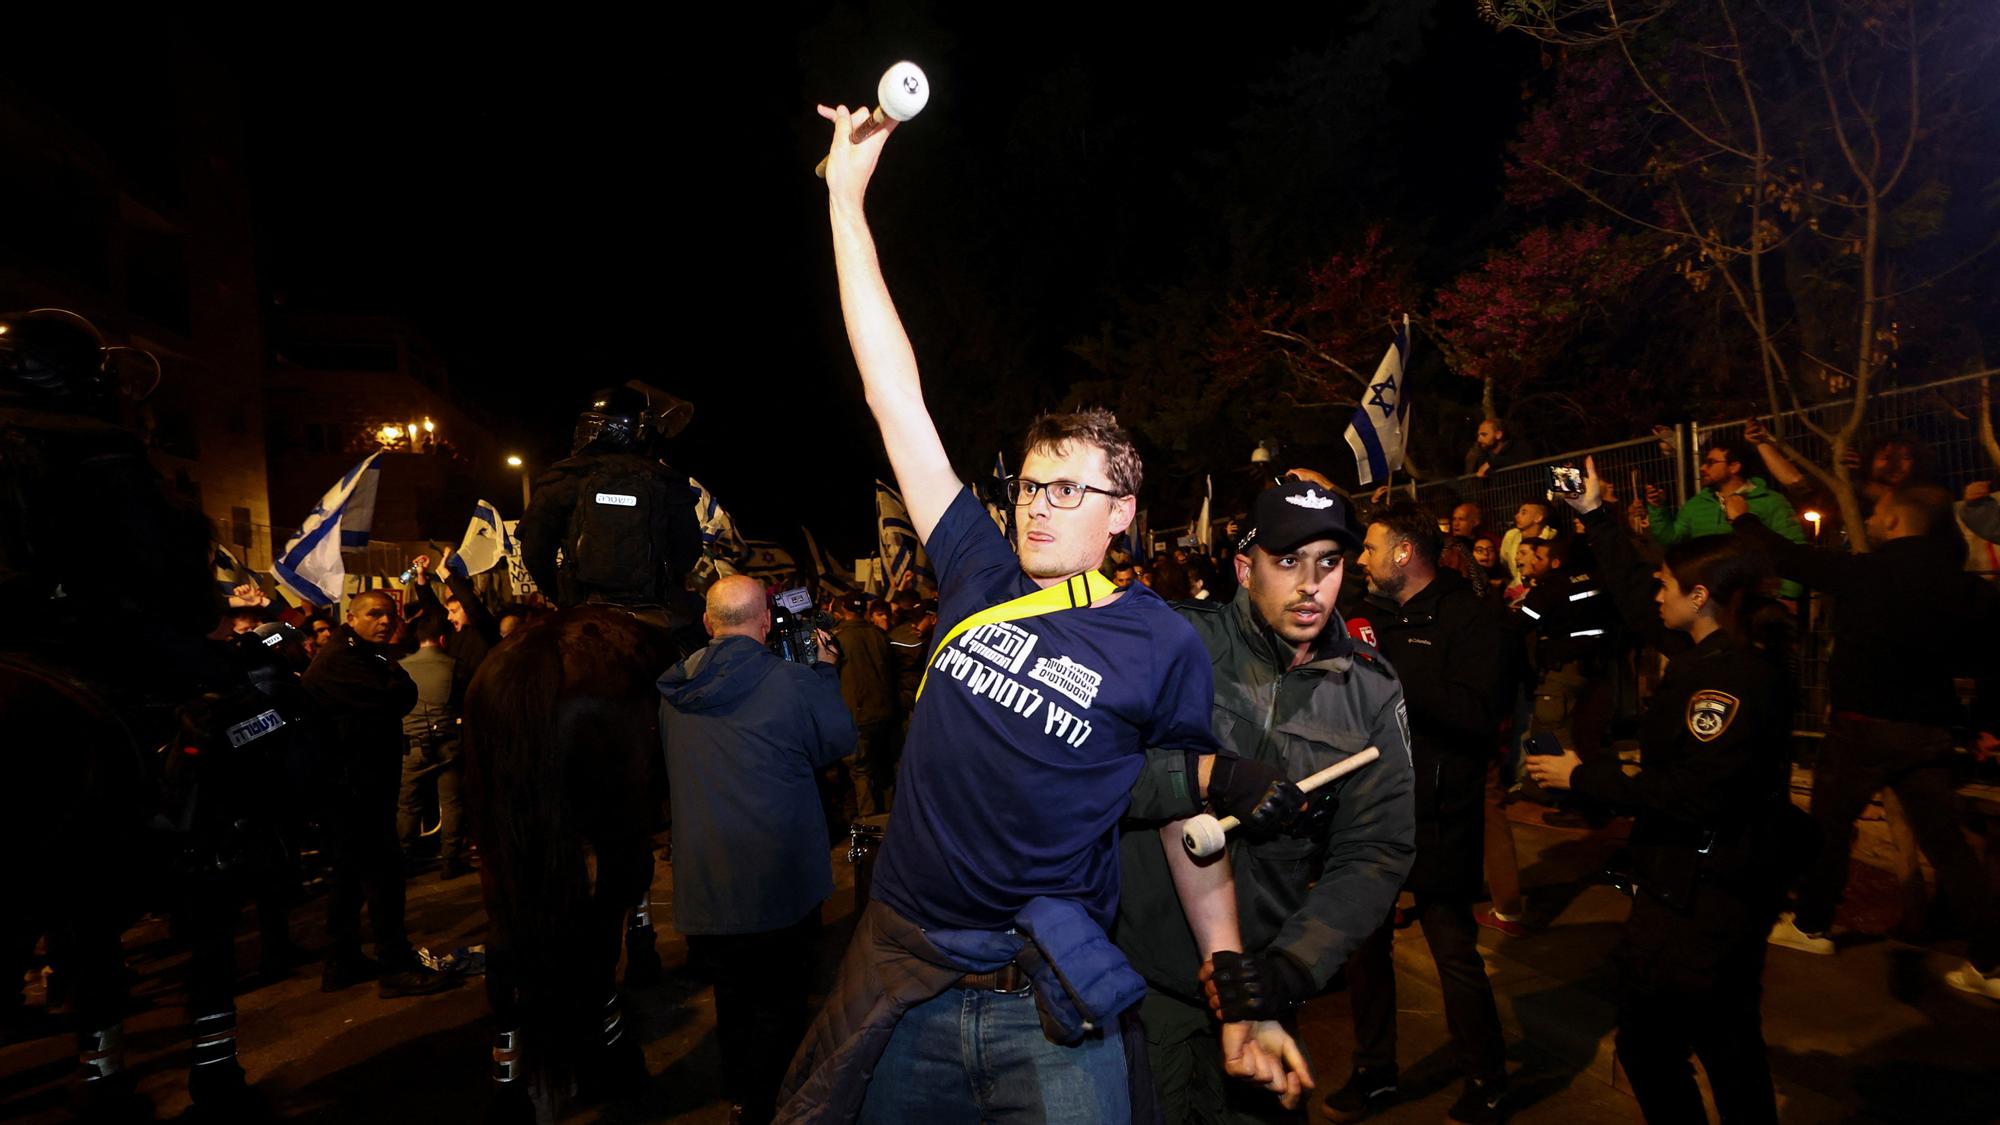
463, 620, 589, 1081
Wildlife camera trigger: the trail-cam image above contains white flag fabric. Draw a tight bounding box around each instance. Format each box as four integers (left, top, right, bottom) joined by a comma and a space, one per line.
690, 476, 750, 567
273, 452, 383, 606
875, 479, 931, 589
447, 499, 514, 577
1343, 315, 1413, 488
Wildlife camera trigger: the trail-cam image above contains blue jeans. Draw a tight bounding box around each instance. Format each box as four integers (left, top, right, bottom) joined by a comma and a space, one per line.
858, 985, 1129, 1123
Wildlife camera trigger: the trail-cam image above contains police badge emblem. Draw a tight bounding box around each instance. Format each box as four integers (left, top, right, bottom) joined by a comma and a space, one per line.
1686, 690, 1740, 743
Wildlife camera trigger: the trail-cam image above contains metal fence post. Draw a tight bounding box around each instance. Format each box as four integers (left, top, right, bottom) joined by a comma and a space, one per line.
1674, 422, 1692, 508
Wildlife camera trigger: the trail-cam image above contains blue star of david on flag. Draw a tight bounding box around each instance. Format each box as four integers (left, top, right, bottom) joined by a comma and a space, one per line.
1342, 315, 1412, 488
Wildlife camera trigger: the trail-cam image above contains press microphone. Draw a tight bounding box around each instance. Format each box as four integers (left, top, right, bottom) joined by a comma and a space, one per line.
1347, 616, 1377, 648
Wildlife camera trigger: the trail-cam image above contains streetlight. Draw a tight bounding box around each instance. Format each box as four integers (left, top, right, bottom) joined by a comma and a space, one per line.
1801, 509, 1822, 541
506, 455, 530, 513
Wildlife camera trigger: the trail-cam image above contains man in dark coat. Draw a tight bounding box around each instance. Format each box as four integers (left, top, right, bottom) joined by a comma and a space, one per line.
831, 594, 900, 815
659, 575, 856, 1122
1327, 504, 1510, 1123
303, 591, 452, 998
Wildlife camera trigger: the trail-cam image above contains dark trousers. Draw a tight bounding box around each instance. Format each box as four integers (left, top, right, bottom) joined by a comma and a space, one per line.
325, 759, 412, 966
686, 910, 821, 1123
1795, 716, 1998, 967
1615, 889, 1777, 1124
847, 719, 901, 817
397, 737, 465, 864
1349, 895, 1505, 1082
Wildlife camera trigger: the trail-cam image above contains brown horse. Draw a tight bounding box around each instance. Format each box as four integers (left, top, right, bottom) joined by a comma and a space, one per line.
462, 606, 681, 1123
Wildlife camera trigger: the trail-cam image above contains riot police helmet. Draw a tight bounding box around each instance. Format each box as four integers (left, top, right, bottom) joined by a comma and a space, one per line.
0, 309, 111, 401
233, 620, 313, 688
571, 382, 695, 455
573, 385, 651, 453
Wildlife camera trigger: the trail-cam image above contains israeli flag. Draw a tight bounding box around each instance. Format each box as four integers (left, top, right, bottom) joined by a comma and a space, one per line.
273, 452, 383, 606
690, 476, 750, 566
875, 479, 931, 589
447, 499, 514, 577
1343, 315, 1413, 488
212, 541, 257, 600
802, 526, 859, 596
740, 538, 799, 581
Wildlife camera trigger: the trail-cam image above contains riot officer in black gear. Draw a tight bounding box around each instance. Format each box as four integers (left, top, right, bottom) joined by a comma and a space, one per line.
0, 309, 216, 691
517, 383, 703, 616
0, 309, 233, 1114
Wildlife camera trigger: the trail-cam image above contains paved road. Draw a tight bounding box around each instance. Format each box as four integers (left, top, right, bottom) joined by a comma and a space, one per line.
4, 808, 1996, 1122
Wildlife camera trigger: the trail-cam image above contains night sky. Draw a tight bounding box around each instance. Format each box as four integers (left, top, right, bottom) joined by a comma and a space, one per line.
24, 4, 1537, 558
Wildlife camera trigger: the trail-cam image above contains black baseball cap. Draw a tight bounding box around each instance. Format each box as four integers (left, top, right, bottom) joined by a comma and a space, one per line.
1239, 480, 1362, 554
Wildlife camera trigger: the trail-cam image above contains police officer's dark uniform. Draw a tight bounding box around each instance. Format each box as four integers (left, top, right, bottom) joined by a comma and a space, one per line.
1343, 540, 1510, 1119
1510, 540, 1617, 761
516, 384, 703, 618
1566, 501, 1793, 1124
303, 610, 454, 997
1, 309, 226, 1111
1116, 482, 1416, 1124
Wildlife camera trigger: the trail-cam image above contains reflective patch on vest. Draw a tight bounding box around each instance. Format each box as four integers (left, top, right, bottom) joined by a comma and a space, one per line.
1686, 690, 1740, 743
594, 493, 637, 507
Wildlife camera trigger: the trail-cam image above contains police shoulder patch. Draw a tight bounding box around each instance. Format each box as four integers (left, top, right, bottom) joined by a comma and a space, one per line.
1686, 689, 1740, 743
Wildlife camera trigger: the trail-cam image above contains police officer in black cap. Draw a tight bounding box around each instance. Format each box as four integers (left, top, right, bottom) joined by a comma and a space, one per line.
517, 383, 704, 619
1118, 479, 1416, 1122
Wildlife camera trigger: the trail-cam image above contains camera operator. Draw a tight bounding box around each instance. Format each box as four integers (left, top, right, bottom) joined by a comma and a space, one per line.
657, 575, 856, 1123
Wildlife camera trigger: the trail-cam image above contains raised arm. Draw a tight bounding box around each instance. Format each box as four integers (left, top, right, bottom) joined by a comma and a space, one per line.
818, 103, 958, 543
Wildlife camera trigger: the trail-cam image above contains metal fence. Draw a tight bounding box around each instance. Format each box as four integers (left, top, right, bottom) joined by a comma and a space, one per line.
1394, 370, 1998, 741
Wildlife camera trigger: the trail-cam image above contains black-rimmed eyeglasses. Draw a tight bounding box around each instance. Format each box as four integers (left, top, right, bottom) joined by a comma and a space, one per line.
1005, 477, 1125, 509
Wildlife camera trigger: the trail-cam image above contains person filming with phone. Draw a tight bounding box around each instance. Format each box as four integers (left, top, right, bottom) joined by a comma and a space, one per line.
1640, 438, 1807, 598
1525, 456, 1799, 1125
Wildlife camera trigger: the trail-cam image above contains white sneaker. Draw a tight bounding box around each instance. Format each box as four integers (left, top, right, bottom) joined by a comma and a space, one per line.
1767, 913, 1834, 955
1943, 961, 2000, 1000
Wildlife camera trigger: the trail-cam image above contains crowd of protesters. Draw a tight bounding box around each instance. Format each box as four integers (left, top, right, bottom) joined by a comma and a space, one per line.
9, 146, 2000, 1125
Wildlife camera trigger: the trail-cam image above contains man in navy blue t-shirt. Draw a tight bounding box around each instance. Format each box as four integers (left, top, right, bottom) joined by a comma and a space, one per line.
777, 100, 1308, 1123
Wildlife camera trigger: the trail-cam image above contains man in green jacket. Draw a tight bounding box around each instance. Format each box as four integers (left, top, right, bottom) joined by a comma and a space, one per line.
1645, 438, 1808, 597
1116, 480, 1417, 1124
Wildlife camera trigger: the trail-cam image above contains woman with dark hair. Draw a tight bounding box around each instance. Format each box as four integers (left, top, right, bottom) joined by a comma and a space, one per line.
1525, 455, 1796, 1125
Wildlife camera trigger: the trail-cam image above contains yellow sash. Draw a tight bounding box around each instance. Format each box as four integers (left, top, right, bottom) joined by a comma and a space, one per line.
914, 568, 1120, 702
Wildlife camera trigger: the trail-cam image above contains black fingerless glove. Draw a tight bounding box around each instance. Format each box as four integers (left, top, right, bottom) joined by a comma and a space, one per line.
1207, 949, 1315, 1021
1208, 755, 1309, 836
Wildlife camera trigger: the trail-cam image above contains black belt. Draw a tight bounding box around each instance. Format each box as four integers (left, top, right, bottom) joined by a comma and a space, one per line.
952, 962, 1027, 992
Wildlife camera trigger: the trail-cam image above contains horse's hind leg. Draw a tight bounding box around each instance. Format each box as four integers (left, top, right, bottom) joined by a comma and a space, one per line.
184, 880, 255, 1111
66, 916, 145, 1122
622, 853, 661, 989
575, 836, 651, 1102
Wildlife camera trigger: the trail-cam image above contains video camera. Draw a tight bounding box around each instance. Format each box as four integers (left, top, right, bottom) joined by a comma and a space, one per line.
769, 586, 836, 664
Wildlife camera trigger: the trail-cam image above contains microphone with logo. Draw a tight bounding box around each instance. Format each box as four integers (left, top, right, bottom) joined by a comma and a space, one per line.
1347, 616, 1378, 649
